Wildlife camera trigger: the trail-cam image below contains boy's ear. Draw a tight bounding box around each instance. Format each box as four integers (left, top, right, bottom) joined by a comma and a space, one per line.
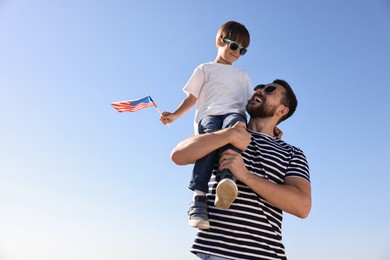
216, 37, 225, 46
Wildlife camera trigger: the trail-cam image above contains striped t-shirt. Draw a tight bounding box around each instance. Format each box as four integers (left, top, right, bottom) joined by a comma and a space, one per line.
191, 129, 310, 260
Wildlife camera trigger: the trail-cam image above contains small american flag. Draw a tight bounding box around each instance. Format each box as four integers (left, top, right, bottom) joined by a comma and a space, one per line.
111, 96, 157, 112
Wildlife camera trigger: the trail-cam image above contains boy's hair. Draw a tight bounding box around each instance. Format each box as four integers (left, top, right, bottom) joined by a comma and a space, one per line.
216, 21, 250, 48
273, 79, 298, 124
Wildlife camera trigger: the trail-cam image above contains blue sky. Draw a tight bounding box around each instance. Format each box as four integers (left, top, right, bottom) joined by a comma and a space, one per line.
0, 1, 389, 259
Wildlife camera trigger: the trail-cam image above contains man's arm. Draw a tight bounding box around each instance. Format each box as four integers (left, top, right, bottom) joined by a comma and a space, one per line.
171, 122, 251, 165
219, 149, 312, 218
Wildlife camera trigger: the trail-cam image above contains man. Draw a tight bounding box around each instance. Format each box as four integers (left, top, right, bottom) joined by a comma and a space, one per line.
171, 79, 311, 260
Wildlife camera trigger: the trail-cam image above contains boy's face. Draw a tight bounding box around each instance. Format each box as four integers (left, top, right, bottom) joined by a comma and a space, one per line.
223, 38, 247, 55
216, 38, 245, 65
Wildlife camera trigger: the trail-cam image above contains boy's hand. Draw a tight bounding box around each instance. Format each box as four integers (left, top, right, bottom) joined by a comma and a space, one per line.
160, 112, 176, 125
274, 126, 283, 139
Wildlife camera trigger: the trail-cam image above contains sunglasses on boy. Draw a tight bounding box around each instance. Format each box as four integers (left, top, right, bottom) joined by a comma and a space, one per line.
223, 38, 247, 56
254, 84, 287, 106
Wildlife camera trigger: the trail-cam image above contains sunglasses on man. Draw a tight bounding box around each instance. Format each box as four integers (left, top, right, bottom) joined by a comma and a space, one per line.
254, 84, 287, 106
223, 38, 247, 56
254, 84, 277, 93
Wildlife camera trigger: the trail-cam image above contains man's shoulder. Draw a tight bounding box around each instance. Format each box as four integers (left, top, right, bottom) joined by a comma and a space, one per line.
277, 138, 305, 154
249, 130, 305, 154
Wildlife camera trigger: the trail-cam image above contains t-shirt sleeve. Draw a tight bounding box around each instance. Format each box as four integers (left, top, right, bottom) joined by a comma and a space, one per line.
285, 148, 310, 182
182, 65, 205, 98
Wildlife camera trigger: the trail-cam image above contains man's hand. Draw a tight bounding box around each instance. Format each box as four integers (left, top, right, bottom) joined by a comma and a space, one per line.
228, 122, 252, 152
218, 122, 252, 180
218, 149, 250, 182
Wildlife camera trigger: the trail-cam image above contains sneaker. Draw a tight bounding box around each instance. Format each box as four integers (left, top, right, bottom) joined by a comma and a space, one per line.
188, 196, 209, 229
214, 178, 238, 209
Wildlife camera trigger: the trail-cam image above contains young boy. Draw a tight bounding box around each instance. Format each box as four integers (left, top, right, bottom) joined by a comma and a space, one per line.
160, 21, 254, 229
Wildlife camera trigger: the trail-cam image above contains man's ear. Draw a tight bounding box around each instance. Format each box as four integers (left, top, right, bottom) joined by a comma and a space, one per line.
277, 105, 289, 118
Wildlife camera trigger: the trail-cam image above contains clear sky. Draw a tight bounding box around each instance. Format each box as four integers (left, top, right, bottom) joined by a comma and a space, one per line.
0, 1, 389, 259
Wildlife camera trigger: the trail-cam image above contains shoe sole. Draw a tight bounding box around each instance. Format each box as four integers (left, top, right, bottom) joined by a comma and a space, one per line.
189, 219, 210, 230
215, 178, 238, 209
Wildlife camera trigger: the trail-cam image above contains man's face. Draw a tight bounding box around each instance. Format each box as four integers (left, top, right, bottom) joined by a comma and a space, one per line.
246, 83, 285, 119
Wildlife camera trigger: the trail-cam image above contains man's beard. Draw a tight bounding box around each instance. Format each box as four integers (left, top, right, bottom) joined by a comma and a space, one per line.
246, 102, 277, 119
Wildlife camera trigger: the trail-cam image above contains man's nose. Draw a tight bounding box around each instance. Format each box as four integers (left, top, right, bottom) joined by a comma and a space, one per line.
254, 88, 264, 95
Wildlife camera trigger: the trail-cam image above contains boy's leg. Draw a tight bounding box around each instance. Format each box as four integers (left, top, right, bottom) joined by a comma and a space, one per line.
189, 115, 223, 192
188, 115, 223, 229
215, 113, 247, 209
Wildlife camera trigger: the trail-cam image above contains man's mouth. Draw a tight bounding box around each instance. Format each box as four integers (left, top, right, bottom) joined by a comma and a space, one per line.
253, 95, 262, 103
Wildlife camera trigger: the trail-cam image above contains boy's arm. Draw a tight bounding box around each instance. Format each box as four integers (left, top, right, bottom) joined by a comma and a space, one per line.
160, 94, 197, 125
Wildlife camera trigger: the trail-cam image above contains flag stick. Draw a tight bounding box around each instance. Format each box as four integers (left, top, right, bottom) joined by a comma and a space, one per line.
149, 95, 170, 127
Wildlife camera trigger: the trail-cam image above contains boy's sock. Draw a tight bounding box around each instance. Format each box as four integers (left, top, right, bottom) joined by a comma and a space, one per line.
192, 189, 206, 200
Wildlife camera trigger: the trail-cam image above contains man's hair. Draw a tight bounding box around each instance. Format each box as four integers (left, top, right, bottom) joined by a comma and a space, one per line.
273, 79, 298, 123
216, 21, 250, 48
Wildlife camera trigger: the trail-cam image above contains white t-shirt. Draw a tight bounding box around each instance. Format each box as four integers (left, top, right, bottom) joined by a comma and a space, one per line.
183, 62, 254, 134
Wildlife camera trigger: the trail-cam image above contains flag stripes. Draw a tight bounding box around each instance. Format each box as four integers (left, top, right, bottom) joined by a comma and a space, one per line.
111, 96, 156, 113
